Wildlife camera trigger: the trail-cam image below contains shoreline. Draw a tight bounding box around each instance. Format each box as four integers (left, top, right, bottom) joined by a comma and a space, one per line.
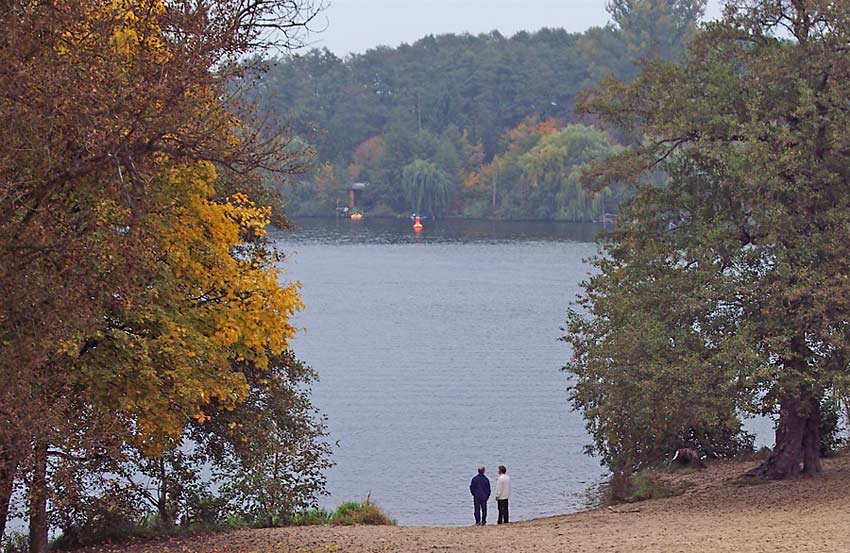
84, 455, 850, 553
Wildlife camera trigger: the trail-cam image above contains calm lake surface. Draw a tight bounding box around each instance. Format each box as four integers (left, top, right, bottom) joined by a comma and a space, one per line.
271, 217, 608, 526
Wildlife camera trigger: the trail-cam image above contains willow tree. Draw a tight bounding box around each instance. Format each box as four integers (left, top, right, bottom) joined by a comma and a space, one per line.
518, 124, 621, 221
401, 159, 451, 217
565, 0, 850, 479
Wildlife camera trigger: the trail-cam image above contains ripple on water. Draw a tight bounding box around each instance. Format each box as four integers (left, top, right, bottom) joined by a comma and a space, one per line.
271, 218, 608, 526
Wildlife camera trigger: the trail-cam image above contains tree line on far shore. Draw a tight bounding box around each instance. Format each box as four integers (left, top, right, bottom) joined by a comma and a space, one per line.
249, 0, 705, 220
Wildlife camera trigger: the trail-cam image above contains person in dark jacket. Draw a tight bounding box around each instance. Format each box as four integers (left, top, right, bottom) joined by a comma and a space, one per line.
469, 466, 491, 525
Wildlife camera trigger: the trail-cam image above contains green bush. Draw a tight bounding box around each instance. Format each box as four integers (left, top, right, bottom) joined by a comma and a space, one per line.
52, 491, 146, 549
291, 508, 332, 526
53, 506, 247, 550
329, 497, 395, 526
53, 498, 394, 550
289, 498, 395, 526
604, 471, 691, 505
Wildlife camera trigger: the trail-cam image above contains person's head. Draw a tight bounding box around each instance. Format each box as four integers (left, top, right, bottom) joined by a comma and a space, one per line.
498, 465, 506, 475
477, 466, 485, 475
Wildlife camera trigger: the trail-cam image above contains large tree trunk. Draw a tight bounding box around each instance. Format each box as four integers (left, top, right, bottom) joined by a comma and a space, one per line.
747, 395, 821, 479
28, 442, 48, 553
156, 457, 174, 527
801, 400, 822, 475
0, 448, 19, 541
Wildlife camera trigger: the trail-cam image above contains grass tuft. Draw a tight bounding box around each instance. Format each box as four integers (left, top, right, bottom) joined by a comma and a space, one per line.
291, 507, 333, 526
330, 495, 395, 525
291, 496, 395, 526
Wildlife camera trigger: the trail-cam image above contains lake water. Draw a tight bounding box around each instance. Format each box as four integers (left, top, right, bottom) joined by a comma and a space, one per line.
272, 217, 608, 526
0, 218, 777, 539
1, 217, 772, 537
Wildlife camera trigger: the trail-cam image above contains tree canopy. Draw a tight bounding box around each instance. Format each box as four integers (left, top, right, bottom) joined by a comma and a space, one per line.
250, 1, 706, 219
564, 0, 850, 478
0, 1, 330, 548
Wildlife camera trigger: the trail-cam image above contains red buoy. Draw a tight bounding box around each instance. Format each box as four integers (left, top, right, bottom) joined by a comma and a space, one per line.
413, 216, 423, 232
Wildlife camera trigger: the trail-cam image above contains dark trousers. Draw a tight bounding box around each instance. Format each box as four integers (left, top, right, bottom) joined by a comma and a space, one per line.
473, 497, 487, 524
497, 499, 509, 524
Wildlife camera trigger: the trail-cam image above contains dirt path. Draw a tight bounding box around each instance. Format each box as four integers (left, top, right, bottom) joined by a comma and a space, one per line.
89, 457, 850, 553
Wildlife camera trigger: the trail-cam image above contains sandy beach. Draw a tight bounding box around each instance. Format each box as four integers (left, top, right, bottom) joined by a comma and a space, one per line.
84, 456, 850, 553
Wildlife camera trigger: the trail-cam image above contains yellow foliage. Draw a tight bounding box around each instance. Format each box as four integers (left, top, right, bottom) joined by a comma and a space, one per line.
59, 0, 169, 62
223, 192, 273, 239
71, 160, 302, 451
32, 2, 302, 454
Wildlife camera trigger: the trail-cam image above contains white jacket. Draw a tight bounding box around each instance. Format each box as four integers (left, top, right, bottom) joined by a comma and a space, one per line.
495, 474, 511, 500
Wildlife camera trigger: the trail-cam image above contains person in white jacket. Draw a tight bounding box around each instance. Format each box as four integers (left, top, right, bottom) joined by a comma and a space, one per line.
494, 464, 511, 524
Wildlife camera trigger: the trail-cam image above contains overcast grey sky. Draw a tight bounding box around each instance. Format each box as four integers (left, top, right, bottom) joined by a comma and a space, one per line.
307, 0, 724, 56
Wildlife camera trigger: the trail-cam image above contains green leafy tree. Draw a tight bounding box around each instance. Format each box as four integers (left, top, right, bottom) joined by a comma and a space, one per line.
50, 351, 331, 542
401, 160, 451, 217
469, 120, 623, 220
577, 24, 633, 85
566, 0, 850, 479
471, 117, 559, 217
607, 0, 706, 61
579, 0, 705, 86
207, 352, 333, 527
519, 125, 622, 220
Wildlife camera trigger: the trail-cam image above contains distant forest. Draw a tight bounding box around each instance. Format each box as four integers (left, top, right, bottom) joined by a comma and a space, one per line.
252, 0, 707, 220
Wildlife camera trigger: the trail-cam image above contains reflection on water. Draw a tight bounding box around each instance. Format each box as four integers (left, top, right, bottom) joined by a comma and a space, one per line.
272, 217, 607, 526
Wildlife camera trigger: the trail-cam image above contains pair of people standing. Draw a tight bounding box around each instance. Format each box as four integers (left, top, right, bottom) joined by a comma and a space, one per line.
469, 465, 511, 525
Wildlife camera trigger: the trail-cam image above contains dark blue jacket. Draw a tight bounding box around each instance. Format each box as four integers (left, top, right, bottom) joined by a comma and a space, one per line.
470, 473, 490, 501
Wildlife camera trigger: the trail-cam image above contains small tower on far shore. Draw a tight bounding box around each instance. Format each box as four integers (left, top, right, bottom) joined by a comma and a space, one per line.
349, 182, 368, 210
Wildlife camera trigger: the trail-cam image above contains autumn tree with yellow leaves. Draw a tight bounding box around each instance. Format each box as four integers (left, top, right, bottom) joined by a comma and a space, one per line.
0, 1, 327, 550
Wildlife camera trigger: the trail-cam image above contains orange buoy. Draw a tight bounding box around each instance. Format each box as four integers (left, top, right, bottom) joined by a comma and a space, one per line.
413, 215, 423, 232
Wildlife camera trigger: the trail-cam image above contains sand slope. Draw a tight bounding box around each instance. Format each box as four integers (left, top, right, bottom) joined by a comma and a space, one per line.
88, 457, 850, 553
